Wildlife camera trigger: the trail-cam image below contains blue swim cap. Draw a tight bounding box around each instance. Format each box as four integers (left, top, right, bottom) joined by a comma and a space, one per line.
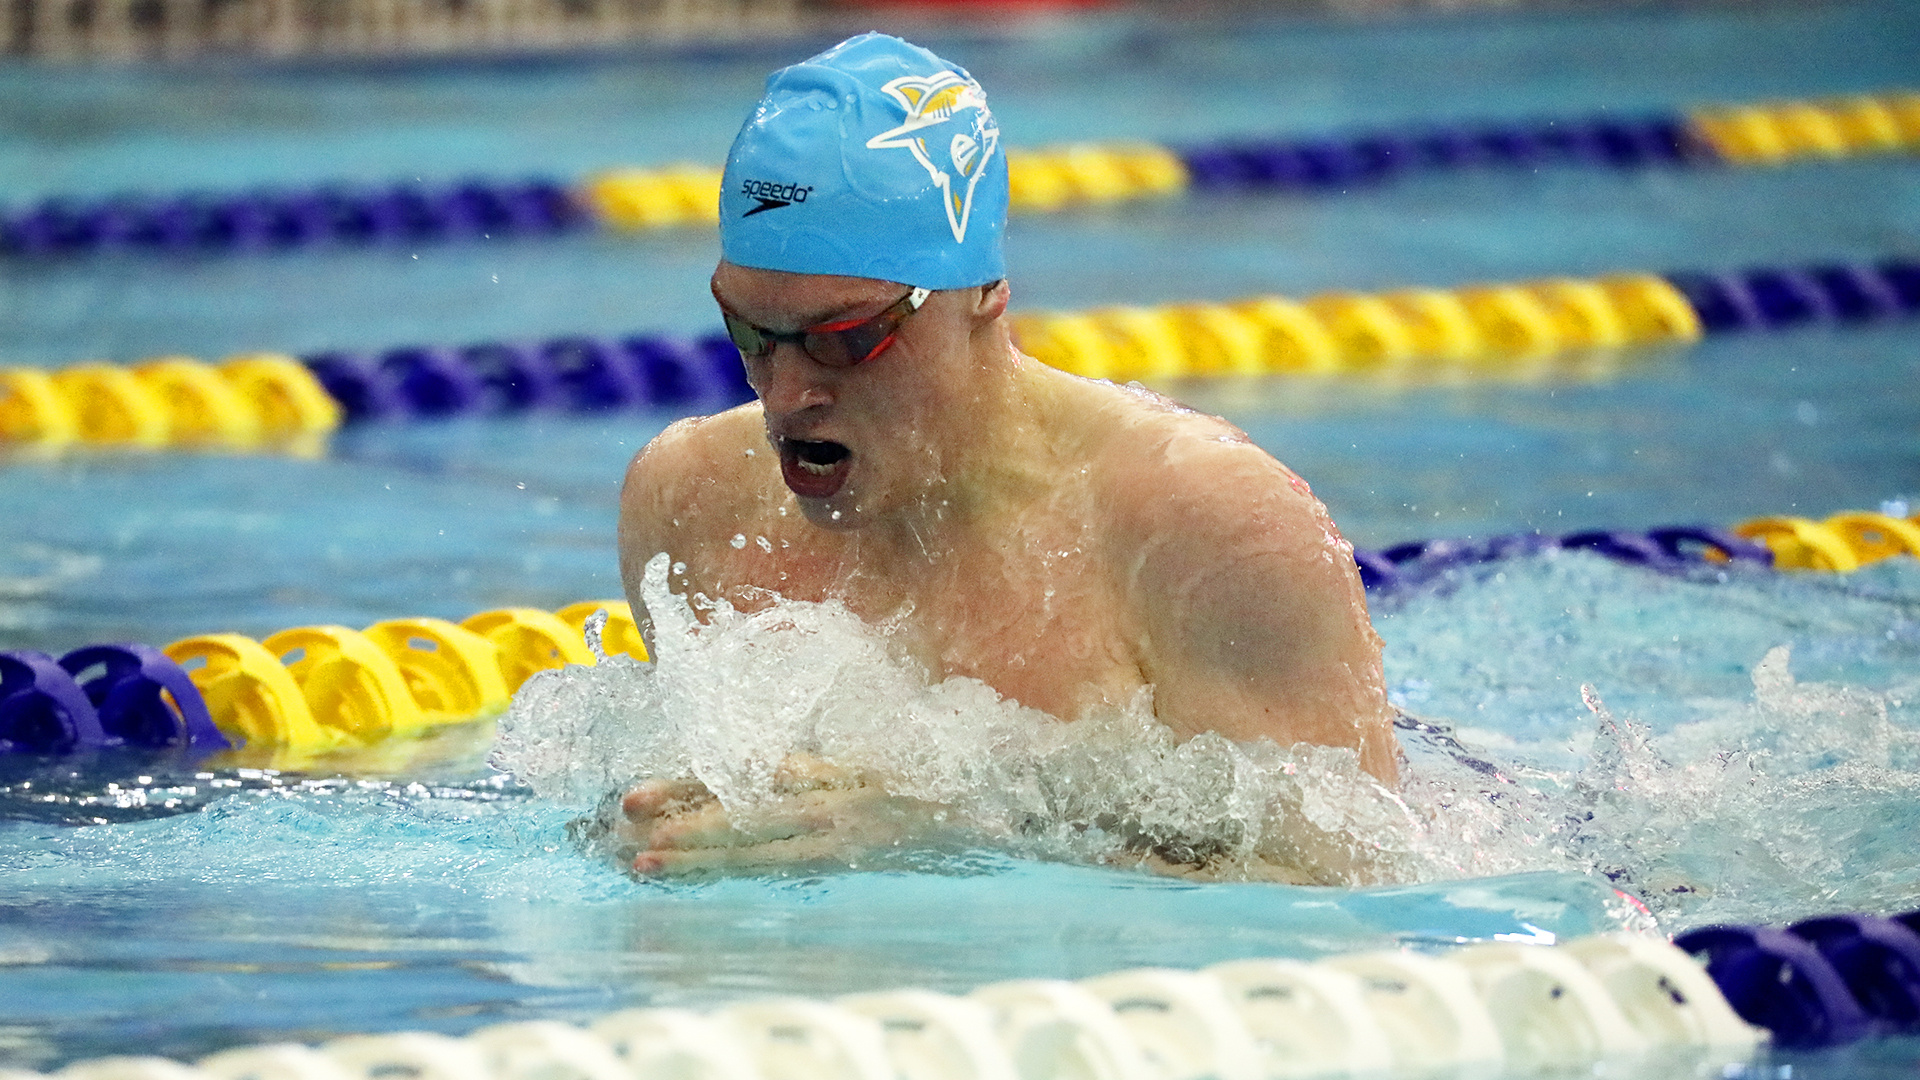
719, 33, 1007, 291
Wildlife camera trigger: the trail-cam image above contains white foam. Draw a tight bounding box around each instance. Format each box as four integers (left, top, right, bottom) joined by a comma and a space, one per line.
490, 553, 1920, 912
1391, 635, 1920, 923
492, 554, 1445, 883
1543, 645, 1920, 924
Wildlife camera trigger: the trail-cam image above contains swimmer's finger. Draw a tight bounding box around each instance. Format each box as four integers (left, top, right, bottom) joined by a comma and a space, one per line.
631, 831, 851, 876
620, 777, 714, 821
643, 801, 750, 851
645, 794, 837, 851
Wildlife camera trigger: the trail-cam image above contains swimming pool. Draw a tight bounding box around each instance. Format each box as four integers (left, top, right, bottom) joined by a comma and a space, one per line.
2, 0, 1919, 1075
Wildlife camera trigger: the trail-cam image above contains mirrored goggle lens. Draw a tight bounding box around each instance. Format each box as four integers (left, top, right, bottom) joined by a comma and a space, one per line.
722, 311, 772, 357
801, 328, 865, 368
721, 297, 911, 368
802, 307, 907, 368
822, 322, 897, 367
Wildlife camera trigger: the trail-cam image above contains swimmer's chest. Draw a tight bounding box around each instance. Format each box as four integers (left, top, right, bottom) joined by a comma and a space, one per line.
697, 521, 1147, 719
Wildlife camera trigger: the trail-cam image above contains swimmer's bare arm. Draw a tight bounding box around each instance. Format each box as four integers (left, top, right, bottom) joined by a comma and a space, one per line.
1128, 431, 1399, 785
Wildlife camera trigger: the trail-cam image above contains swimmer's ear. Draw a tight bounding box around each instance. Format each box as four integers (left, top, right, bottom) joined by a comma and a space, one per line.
971, 278, 1010, 324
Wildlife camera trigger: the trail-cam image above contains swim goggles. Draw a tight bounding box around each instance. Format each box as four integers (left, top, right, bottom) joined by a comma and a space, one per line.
715, 285, 931, 368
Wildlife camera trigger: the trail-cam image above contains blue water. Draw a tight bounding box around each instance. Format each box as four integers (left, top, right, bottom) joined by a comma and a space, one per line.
2, 0, 1920, 1074
0, 783, 1624, 1063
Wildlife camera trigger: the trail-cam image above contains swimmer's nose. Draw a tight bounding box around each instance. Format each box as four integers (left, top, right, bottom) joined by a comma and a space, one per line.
752, 343, 835, 415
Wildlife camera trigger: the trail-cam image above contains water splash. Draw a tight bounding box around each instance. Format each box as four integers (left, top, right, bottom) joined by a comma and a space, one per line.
491, 551, 1920, 924
1378, 553, 1920, 928
493, 553, 1438, 884
1548, 645, 1920, 926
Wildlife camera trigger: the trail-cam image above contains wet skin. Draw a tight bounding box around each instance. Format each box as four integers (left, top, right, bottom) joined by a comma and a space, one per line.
614, 262, 1399, 876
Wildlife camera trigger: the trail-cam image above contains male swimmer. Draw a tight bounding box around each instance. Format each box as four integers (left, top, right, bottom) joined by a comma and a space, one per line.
613, 33, 1399, 877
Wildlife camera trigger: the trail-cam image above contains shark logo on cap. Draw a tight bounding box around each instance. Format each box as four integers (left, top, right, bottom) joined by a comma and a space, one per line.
865, 71, 1001, 245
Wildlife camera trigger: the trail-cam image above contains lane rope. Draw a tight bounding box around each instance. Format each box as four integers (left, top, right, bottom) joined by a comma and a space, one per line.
1009, 272, 1707, 379
4, 256, 1914, 460
1354, 509, 1920, 592
5, 507, 1913, 760
0, 354, 340, 458
0, 602, 645, 761
15, 911, 1920, 1078
4, 90, 1914, 260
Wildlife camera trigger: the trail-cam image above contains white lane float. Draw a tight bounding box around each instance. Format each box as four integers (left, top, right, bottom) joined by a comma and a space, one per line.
18, 933, 1772, 1080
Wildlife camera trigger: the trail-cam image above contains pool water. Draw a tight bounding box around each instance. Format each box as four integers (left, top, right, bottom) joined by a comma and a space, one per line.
3, 0, 1920, 1075
3, 550, 1916, 1074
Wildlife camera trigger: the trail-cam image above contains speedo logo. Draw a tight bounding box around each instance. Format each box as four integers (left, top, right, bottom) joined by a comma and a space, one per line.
740, 179, 813, 217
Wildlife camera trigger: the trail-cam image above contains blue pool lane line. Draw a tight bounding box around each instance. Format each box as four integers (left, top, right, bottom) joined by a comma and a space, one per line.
0, 644, 229, 756
0, 179, 589, 258
1350, 526, 1773, 593
1678, 913, 1920, 1049
1174, 113, 1699, 190
305, 333, 750, 422
1665, 263, 1920, 330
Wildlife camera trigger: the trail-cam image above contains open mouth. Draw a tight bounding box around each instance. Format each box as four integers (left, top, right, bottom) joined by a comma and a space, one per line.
778, 438, 852, 499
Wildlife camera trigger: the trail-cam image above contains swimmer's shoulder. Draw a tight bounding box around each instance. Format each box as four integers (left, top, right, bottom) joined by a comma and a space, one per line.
1052, 374, 1344, 569
621, 404, 770, 536
627, 405, 764, 487
1046, 368, 1252, 451
1057, 375, 1307, 510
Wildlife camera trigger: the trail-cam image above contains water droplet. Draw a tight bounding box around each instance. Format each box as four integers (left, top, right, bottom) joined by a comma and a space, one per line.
731, 534, 748, 549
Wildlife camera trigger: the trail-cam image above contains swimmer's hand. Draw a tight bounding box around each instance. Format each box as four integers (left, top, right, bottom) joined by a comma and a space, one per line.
615, 754, 952, 875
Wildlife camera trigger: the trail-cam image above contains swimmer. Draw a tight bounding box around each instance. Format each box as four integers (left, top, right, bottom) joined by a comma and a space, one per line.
613, 33, 1398, 878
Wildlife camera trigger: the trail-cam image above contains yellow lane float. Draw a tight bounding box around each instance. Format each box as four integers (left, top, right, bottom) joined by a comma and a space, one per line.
1686, 91, 1920, 164
1735, 511, 1920, 572
162, 600, 649, 763
1010, 273, 1701, 380
0, 353, 339, 458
